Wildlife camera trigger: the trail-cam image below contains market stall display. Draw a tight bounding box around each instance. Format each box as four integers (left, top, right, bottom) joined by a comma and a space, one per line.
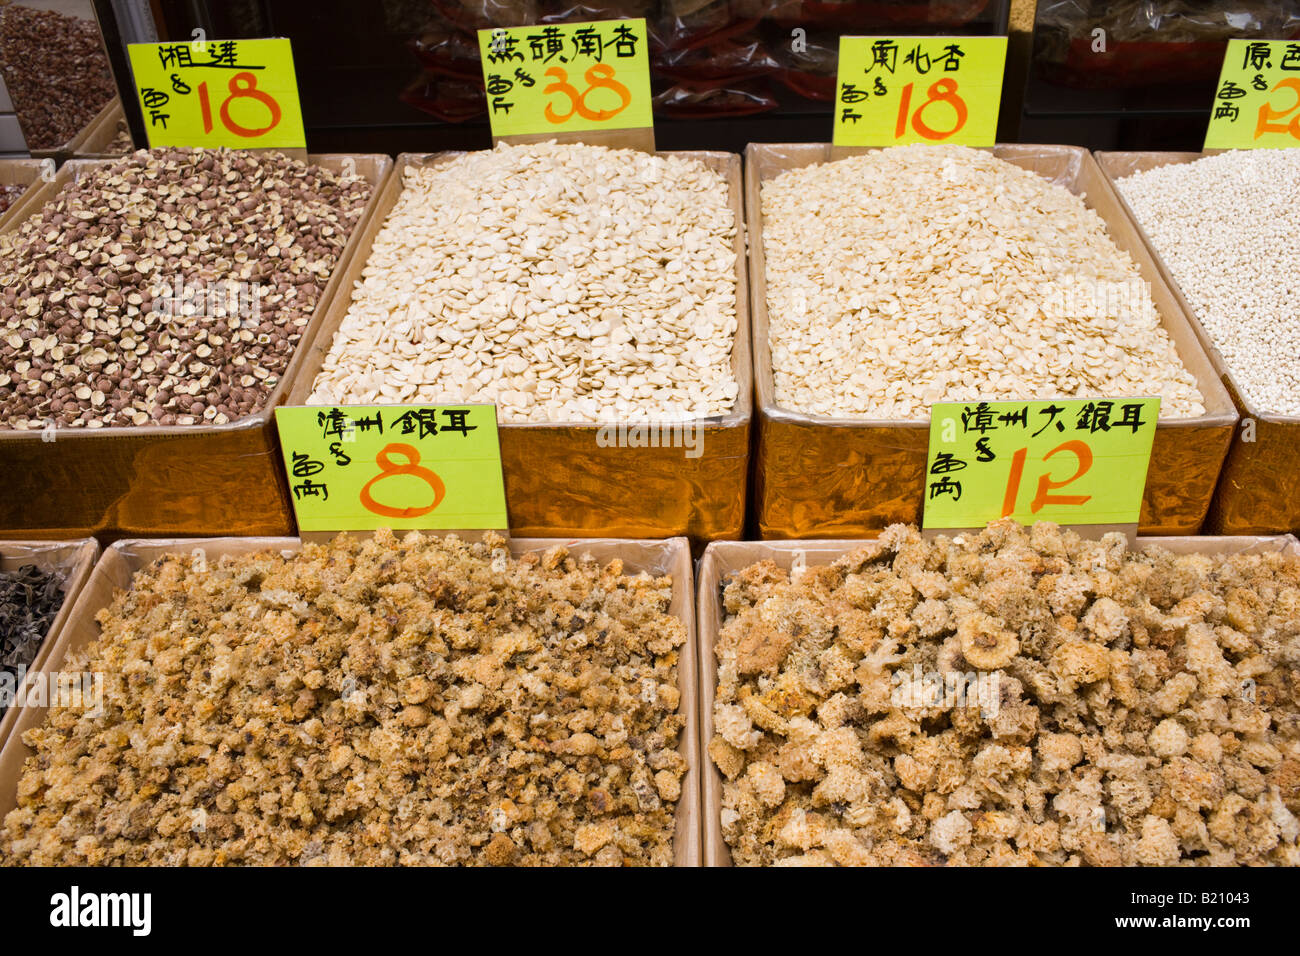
0, 531, 700, 866
1097, 150, 1300, 536
0, 149, 392, 538
747, 142, 1237, 539
0, 159, 43, 229
0, 4, 117, 154
0, 538, 99, 752
289, 142, 751, 543
69, 97, 134, 159
699, 522, 1300, 866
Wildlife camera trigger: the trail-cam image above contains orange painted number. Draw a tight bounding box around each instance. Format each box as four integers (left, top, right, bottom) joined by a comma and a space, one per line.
1001, 440, 1093, 516
359, 443, 446, 518
544, 64, 631, 124
1255, 77, 1300, 141
895, 78, 968, 141
199, 71, 281, 137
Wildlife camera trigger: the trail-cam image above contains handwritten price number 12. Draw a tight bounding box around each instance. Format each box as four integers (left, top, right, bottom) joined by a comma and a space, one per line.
1000, 440, 1094, 517
895, 77, 968, 141
198, 71, 281, 138
1257, 77, 1300, 139
544, 64, 631, 124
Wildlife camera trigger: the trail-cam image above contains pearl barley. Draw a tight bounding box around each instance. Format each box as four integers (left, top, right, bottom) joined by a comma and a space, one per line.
1117, 150, 1300, 417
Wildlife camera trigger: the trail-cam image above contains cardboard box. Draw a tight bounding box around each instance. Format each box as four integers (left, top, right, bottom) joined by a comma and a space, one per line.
284, 148, 752, 544
69, 96, 131, 159
747, 143, 1238, 538
697, 532, 1299, 866
0, 533, 701, 865
0, 158, 45, 230
0, 536, 99, 751
0, 152, 394, 539
1095, 150, 1299, 536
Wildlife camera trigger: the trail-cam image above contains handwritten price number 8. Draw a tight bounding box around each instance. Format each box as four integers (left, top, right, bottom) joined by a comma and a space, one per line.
360, 443, 446, 518
1000, 439, 1093, 517
895, 77, 968, 141
544, 64, 631, 124
1256, 77, 1300, 140
198, 71, 281, 138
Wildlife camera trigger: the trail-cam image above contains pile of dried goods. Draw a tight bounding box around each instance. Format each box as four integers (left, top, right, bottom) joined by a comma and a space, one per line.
711, 520, 1300, 866
0, 564, 66, 717
1116, 150, 1300, 416
309, 141, 739, 423
0, 6, 116, 149
760, 145, 1205, 419
0, 183, 26, 217
0, 531, 687, 866
0, 149, 371, 429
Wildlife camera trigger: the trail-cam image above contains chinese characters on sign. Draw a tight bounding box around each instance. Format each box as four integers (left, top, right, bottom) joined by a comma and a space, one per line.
923, 397, 1160, 531
126, 38, 306, 149
476, 19, 652, 138
275, 404, 507, 532
1205, 39, 1300, 149
833, 35, 1007, 147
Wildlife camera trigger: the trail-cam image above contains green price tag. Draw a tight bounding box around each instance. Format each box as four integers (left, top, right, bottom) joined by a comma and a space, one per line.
833, 35, 1007, 148
923, 398, 1159, 531
476, 19, 652, 138
275, 405, 508, 533
1205, 39, 1300, 149
126, 38, 306, 149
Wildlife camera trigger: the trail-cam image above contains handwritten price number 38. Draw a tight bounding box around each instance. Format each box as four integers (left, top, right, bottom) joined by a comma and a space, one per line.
198, 71, 282, 138
895, 77, 968, 141
1257, 77, 1300, 140
1000, 439, 1094, 517
544, 64, 631, 124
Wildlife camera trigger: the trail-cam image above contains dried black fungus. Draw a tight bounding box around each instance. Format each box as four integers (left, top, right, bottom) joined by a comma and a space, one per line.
0, 564, 66, 712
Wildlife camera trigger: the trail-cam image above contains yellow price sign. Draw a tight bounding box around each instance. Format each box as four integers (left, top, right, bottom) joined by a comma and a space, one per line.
923, 398, 1159, 531
476, 19, 652, 138
275, 404, 508, 533
127, 38, 306, 149
833, 35, 1007, 148
1205, 39, 1300, 149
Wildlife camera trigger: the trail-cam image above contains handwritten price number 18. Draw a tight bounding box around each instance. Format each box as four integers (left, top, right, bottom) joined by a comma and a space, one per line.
198, 71, 281, 138
1257, 77, 1300, 140
544, 64, 631, 124
895, 77, 968, 141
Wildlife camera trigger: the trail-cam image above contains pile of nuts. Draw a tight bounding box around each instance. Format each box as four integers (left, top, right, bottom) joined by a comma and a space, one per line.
1117, 150, 1300, 416
711, 520, 1300, 866
0, 183, 25, 217
0, 6, 116, 150
0, 148, 371, 429
309, 142, 739, 423
760, 146, 1205, 419
0, 531, 687, 866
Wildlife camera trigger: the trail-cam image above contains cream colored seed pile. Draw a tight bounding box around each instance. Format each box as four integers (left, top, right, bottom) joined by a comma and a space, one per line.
761, 145, 1205, 419
1117, 150, 1300, 416
309, 142, 739, 423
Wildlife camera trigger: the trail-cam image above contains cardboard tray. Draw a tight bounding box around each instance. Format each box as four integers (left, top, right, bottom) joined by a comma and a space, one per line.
0, 158, 46, 231
69, 96, 132, 159
0, 536, 99, 752
284, 147, 752, 545
0, 152, 394, 539
1095, 150, 1299, 536
746, 143, 1238, 539
0, 533, 701, 866
697, 532, 1300, 866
